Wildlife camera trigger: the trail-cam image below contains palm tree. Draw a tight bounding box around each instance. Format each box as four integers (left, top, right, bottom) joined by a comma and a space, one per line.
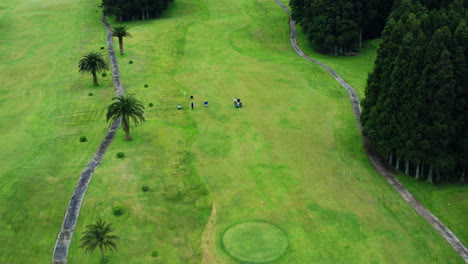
80, 219, 118, 261
106, 94, 145, 141
112, 26, 132, 55
78, 52, 109, 86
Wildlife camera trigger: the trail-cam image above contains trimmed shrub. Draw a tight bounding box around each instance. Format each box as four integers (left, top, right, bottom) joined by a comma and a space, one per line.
100, 46, 105, 50
142, 185, 149, 192
101, 72, 107, 77
79, 136, 87, 142
148, 103, 153, 107
112, 206, 124, 216
117, 152, 125, 158
144, 84, 148, 88
129, 60, 133, 64
88, 92, 93, 96
151, 251, 159, 257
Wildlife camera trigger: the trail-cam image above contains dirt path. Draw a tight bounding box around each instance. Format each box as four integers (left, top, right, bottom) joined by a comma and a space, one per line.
273, 0, 468, 262
51, 15, 124, 264
202, 203, 218, 264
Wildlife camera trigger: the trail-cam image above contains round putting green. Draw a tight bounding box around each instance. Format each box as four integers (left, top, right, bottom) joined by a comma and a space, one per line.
222, 222, 288, 263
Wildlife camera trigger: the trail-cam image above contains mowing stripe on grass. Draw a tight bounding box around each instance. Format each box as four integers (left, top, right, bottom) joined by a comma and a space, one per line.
273, 1, 468, 261
51, 15, 124, 264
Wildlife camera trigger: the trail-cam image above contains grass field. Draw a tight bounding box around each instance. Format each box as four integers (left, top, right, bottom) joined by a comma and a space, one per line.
0, 0, 113, 262
395, 173, 468, 247
0, 0, 466, 263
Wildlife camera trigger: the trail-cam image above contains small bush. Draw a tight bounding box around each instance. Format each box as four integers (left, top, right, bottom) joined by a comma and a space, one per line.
100, 46, 105, 50
129, 60, 133, 64
142, 185, 149, 192
151, 251, 159, 257
79, 136, 87, 142
112, 206, 124, 216
144, 84, 148, 88
117, 152, 125, 158
148, 103, 153, 107
101, 72, 107, 77
88, 92, 93, 96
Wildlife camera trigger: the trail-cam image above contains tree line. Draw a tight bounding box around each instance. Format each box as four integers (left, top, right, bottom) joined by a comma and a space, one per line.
289, 0, 393, 54
102, 0, 174, 21
361, 0, 468, 182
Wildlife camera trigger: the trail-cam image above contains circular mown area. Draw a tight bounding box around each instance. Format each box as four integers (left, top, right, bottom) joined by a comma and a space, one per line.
222, 222, 288, 263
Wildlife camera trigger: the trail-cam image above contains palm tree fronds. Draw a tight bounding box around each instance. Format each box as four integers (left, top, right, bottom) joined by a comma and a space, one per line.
112, 26, 132, 38
80, 219, 119, 260
78, 52, 109, 75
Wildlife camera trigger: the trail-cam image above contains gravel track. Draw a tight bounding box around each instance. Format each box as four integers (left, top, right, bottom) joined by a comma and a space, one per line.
51, 15, 124, 264
273, 0, 468, 262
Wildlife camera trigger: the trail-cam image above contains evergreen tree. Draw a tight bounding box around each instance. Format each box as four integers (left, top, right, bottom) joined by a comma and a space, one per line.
362, 1, 467, 182
290, 0, 388, 55
102, 0, 174, 21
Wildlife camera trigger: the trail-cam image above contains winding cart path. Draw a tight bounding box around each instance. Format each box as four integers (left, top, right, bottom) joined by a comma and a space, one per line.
273, 0, 468, 262
51, 15, 124, 264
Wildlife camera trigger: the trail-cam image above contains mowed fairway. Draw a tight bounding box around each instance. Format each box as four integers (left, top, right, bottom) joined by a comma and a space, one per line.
67, 0, 462, 263
0, 0, 465, 264
0, 0, 113, 262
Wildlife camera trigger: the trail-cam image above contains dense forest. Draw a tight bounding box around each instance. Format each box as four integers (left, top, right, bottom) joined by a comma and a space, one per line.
102, 0, 174, 21
291, 0, 467, 182
361, 0, 468, 182
289, 0, 393, 54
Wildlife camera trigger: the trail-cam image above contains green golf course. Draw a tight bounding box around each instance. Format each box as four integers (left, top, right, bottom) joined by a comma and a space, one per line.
0, 0, 466, 263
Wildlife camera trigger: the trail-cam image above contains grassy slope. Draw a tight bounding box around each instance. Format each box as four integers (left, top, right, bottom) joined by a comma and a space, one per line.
67, 1, 212, 263
396, 174, 468, 246
0, 0, 112, 262
183, 1, 462, 262
278, 0, 467, 249
69, 0, 463, 263
277, 0, 378, 99
0, 0, 465, 263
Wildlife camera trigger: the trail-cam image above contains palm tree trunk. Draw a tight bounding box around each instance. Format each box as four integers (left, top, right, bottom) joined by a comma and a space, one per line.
124, 120, 132, 140
93, 71, 98, 86
125, 129, 131, 140
119, 37, 124, 55
405, 160, 409, 174
388, 153, 393, 166
100, 245, 105, 260
396, 156, 400, 170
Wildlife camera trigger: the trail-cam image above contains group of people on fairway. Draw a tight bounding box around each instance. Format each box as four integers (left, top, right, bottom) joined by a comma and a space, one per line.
178, 95, 208, 110
177, 95, 244, 110
234, 98, 243, 108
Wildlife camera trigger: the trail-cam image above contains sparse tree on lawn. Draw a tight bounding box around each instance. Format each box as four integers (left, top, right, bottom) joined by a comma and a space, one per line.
78, 52, 109, 86
106, 94, 145, 141
112, 26, 132, 55
80, 219, 118, 261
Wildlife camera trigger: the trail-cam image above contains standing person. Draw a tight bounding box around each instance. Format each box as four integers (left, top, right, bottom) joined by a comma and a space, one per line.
204, 101, 208, 108
190, 95, 194, 100
178, 104, 182, 110
234, 98, 237, 106
191, 101, 194, 110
